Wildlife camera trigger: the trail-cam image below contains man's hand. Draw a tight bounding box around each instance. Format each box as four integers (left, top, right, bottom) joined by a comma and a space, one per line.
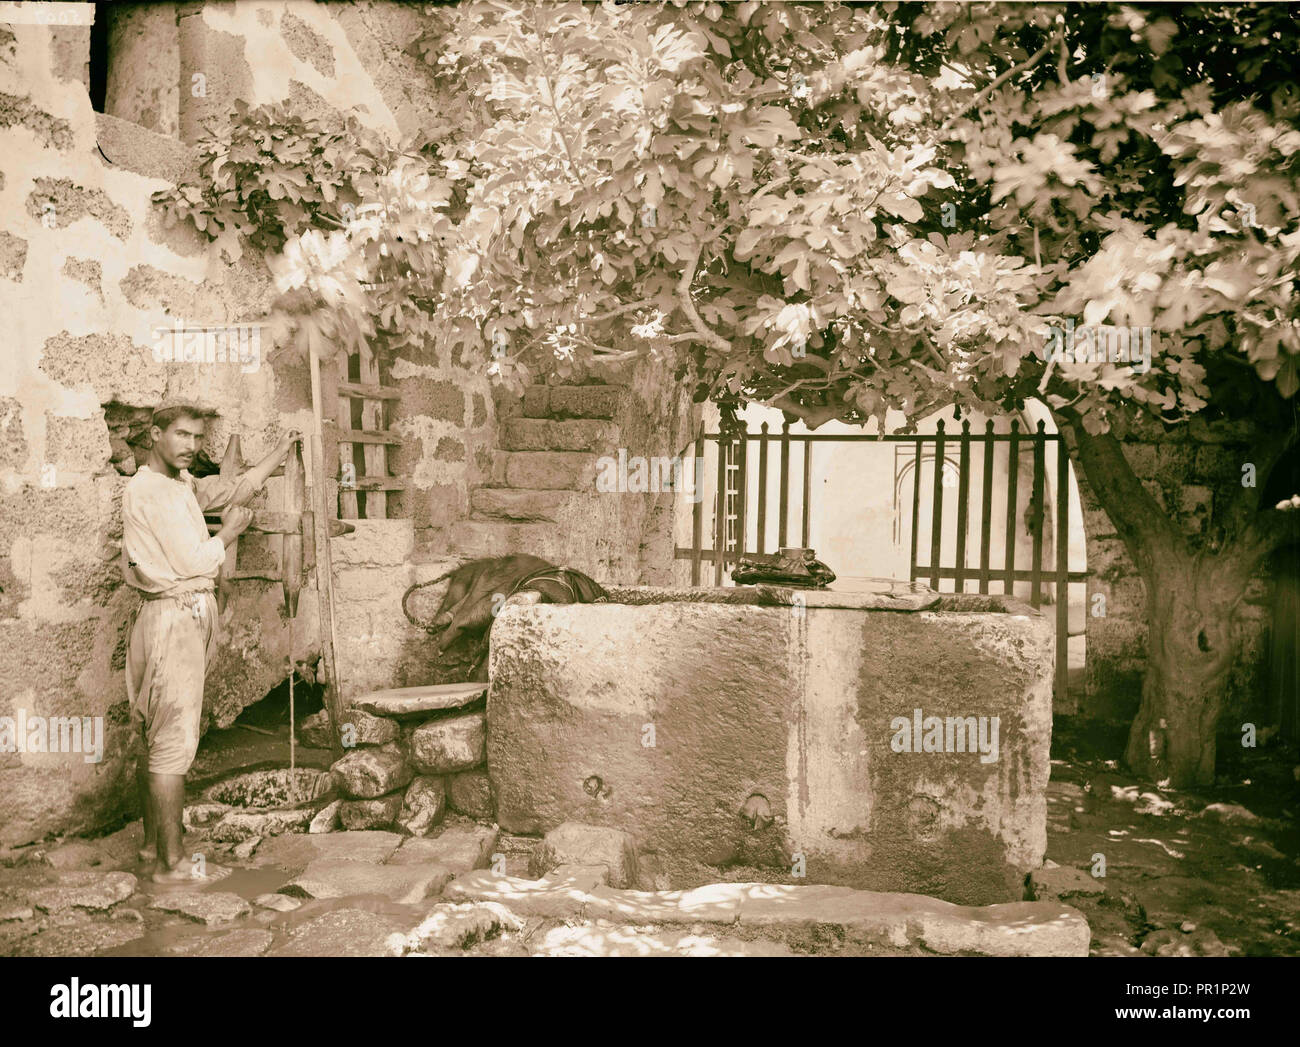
217, 505, 255, 546
277, 429, 303, 459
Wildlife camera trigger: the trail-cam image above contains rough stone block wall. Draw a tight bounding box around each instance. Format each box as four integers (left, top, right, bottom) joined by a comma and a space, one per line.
0, 2, 485, 847
459, 352, 701, 585
1066, 416, 1273, 723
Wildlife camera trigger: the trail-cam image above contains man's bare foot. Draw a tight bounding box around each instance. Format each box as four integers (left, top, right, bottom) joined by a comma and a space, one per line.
151, 861, 233, 886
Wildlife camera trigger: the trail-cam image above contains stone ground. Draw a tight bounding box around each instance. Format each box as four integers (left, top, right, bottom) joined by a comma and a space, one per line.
1, 723, 1296, 958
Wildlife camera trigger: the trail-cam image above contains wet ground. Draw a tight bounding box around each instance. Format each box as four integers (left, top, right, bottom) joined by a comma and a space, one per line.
1, 717, 1297, 957
1042, 719, 1300, 956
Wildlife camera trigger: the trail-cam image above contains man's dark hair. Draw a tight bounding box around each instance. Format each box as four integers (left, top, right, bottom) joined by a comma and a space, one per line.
151, 403, 218, 433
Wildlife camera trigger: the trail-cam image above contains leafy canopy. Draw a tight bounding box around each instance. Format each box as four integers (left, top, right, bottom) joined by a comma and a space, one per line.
159, 1, 1300, 438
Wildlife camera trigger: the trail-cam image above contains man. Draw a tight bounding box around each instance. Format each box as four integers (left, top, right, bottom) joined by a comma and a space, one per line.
121, 400, 301, 885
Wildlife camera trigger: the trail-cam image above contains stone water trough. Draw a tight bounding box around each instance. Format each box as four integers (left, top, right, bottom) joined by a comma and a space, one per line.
487, 586, 1054, 906
184, 768, 337, 843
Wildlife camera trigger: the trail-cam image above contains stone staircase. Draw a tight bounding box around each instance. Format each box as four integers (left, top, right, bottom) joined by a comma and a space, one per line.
448, 383, 625, 560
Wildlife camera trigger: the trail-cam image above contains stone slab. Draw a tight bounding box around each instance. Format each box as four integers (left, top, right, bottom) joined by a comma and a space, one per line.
28, 871, 137, 913
387, 824, 498, 872
251, 830, 403, 873
12, 914, 146, 957
444, 866, 608, 918
529, 920, 799, 957
584, 883, 744, 925
208, 808, 314, 842
280, 858, 451, 905
444, 872, 1090, 957
734, 883, 1090, 957
162, 929, 274, 957
269, 909, 411, 957
353, 683, 487, 719
394, 901, 525, 953
148, 891, 251, 927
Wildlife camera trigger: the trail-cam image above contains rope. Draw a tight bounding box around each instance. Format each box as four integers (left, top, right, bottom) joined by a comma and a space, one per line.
288, 614, 296, 773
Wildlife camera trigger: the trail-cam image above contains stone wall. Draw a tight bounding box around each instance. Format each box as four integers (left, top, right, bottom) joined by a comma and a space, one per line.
0, 1, 481, 847
1068, 415, 1274, 723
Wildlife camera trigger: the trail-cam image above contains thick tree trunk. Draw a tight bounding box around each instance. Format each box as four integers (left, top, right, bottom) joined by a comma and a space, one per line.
1063, 416, 1289, 788
1123, 555, 1245, 786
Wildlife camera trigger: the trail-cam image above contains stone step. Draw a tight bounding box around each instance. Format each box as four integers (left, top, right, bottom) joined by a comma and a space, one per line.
446, 869, 1091, 957
521, 385, 625, 420
493, 450, 598, 490
470, 487, 575, 522
352, 683, 487, 720
500, 417, 620, 452
448, 520, 564, 559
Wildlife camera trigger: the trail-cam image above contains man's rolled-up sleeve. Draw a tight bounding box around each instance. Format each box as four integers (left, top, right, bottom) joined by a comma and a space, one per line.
193, 473, 252, 514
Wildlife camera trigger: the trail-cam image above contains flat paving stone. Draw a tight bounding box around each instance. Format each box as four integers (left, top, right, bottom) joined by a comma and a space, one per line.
28, 871, 137, 914
162, 929, 274, 956
269, 909, 411, 957
208, 808, 314, 842
529, 920, 798, 957
584, 883, 744, 925
281, 859, 451, 904
447, 871, 1090, 957
12, 914, 145, 956
387, 824, 498, 872
148, 892, 251, 927
252, 830, 403, 873
734, 884, 1090, 957
445, 865, 608, 918
253, 893, 302, 912
353, 683, 487, 719
394, 901, 525, 952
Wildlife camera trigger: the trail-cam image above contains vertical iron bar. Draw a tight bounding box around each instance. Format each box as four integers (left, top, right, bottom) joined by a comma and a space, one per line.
979, 420, 995, 594
1055, 434, 1071, 711
1030, 420, 1046, 609
757, 422, 769, 555
909, 438, 922, 584
690, 441, 703, 586
714, 433, 728, 586
800, 438, 812, 548
929, 420, 946, 591
1004, 420, 1020, 595
778, 419, 790, 548
954, 419, 971, 593
735, 433, 748, 557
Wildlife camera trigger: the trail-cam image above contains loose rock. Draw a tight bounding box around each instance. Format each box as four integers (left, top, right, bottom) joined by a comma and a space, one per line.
339, 793, 403, 830
397, 777, 447, 837
531, 822, 639, 889
331, 744, 413, 799
447, 769, 495, 819
309, 800, 341, 834
408, 712, 485, 774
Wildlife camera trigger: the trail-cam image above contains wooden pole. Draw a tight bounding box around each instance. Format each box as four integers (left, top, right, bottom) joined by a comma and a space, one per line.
308, 345, 345, 760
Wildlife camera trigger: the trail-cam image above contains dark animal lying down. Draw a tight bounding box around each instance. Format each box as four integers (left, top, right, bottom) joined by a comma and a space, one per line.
402, 555, 607, 675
